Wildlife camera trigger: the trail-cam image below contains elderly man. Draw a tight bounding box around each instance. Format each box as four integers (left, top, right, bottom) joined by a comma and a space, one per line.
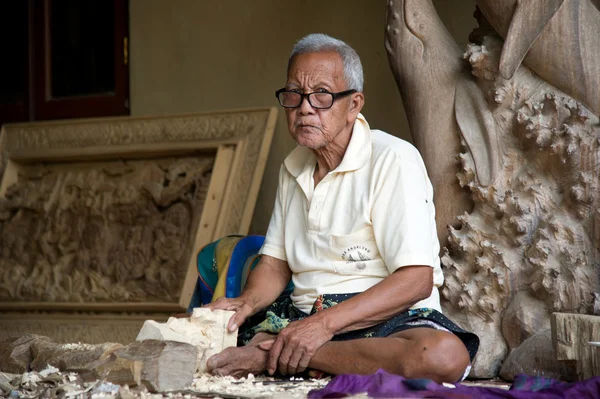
206, 33, 478, 383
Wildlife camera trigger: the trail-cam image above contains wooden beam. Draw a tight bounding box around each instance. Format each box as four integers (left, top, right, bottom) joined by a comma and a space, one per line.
178, 144, 236, 309
552, 312, 600, 379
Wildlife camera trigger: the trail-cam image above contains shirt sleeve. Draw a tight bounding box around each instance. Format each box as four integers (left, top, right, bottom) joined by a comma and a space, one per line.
371, 150, 438, 273
259, 164, 288, 262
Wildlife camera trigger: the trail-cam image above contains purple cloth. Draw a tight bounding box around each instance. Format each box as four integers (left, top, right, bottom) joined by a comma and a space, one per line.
308, 369, 600, 398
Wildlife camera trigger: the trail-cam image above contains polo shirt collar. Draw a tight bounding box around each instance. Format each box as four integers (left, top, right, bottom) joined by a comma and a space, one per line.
284, 113, 372, 178
336, 113, 371, 173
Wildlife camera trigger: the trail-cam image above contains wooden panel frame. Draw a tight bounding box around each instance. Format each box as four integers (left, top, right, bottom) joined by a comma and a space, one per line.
0, 107, 277, 313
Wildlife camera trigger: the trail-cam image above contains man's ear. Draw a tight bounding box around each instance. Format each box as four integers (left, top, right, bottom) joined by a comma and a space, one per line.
348, 92, 365, 121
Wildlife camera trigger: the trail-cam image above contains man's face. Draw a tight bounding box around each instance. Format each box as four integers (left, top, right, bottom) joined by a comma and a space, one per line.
284, 51, 359, 149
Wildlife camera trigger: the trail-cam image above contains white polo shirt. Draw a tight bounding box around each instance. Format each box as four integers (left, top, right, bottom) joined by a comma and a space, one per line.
261, 114, 443, 314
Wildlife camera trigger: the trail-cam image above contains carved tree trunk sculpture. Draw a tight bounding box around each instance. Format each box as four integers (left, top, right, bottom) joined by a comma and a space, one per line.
386, 0, 600, 378
384, 0, 473, 249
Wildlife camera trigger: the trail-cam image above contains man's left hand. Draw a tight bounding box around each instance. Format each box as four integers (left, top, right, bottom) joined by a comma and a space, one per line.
260, 314, 333, 375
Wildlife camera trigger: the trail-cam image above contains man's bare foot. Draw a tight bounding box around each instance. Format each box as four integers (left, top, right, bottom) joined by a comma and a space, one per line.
207, 345, 269, 377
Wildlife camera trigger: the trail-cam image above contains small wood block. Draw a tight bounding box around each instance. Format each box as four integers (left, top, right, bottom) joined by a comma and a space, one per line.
551, 312, 600, 379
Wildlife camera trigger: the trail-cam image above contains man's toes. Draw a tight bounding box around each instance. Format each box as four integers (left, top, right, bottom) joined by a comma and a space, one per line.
213, 366, 252, 378
207, 349, 233, 371
206, 354, 222, 372
212, 367, 230, 376
211, 347, 239, 367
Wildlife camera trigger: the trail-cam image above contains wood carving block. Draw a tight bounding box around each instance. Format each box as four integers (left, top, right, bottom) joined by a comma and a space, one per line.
0, 334, 196, 392
552, 312, 600, 380
0, 334, 52, 374
103, 340, 197, 392
500, 329, 577, 381
136, 308, 237, 374
30, 339, 123, 374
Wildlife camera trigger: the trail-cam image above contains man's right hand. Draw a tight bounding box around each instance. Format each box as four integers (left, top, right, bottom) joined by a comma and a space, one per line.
204, 254, 291, 333
205, 295, 258, 332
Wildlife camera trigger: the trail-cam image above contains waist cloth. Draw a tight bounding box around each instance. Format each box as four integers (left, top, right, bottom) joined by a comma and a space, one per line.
238, 292, 479, 362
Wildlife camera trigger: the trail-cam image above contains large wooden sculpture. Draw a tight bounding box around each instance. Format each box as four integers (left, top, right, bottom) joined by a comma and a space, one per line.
386, 0, 600, 378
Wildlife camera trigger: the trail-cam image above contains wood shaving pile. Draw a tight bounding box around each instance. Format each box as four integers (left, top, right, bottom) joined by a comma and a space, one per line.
1, 366, 109, 398
0, 366, 336, 399
60, 343, 97, 351
188, 373, 330, 398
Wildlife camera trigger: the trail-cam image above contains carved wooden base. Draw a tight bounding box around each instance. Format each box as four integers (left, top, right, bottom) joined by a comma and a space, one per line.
0, 313, 169, 345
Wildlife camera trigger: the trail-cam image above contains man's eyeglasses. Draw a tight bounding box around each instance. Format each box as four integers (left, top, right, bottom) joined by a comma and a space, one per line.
275, 88, 356, 109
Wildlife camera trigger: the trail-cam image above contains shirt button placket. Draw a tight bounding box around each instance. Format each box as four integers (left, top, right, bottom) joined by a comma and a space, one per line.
308, 198, 319, 231
309, 176, 329, 232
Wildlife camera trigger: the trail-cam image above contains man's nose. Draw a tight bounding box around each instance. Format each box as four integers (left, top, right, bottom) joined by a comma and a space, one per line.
297, 95, 315, 115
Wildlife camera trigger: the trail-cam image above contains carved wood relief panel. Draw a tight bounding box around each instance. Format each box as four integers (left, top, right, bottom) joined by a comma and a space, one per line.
0, 108, 277, 316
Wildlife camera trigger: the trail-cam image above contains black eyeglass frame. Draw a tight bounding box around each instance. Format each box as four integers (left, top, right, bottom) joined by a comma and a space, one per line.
275, 88, 357, 109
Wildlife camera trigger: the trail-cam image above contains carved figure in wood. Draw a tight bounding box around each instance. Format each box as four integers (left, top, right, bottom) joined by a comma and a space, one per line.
386, 0, 600, 378
0, 157, 213, 303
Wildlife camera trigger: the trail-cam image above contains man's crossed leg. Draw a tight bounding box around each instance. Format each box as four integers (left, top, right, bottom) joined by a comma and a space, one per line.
207, 327, 470, 384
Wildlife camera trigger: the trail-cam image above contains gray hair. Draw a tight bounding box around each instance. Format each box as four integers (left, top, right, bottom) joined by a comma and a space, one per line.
289, 33, 364, 92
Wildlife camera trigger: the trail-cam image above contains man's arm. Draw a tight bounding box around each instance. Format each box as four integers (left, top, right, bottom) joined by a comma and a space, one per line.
319, 265, 433, 334
240, 254, 292, 312
207, 254, 292, 331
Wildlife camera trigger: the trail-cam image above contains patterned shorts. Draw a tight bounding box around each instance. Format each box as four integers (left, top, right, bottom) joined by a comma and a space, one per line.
238, 292, 479, 363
